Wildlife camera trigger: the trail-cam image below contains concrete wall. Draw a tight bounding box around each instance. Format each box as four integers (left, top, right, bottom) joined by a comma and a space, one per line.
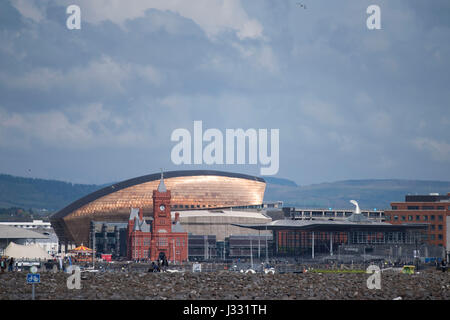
178, 213, 271, 241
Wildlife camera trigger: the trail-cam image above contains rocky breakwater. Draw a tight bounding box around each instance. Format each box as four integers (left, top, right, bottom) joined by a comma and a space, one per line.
0, 270, 449, 300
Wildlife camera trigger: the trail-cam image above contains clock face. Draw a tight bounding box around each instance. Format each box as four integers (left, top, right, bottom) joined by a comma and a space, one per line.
159, 205, 165, 211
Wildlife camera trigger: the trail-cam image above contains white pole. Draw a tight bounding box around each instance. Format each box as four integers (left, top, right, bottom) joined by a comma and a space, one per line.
250, 236, 253, 269
258, 229, 261, 260
330, 232, 333, 256
312, 232, 315, 259
265, 225, 268, 264
206, 236, 208, 260
173, 239, 176, 264
93, 226, 96, 269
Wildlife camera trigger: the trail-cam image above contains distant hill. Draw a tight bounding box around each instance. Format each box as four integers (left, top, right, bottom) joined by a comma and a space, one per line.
0, 173, 449, 214
0, 174, 104, 212
265, 179, 450, 210
263, 177, 297, 187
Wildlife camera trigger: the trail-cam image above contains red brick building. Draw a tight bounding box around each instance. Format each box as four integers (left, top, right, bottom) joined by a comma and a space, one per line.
127, 173, 188, 262
127, 207, 151, 260
384, 193, 450, 255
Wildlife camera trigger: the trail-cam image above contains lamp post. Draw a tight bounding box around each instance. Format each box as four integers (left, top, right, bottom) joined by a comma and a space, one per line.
265, 225, 269, 265
250, 236, 253, 270
258, 229, 261, 260
205, 236, 208, 261
91, 222, 96, 269
415, 236, 419, 272
173, 239, 176, 265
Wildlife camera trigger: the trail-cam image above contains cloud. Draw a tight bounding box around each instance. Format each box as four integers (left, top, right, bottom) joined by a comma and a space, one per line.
298, 100, 346, 127
1, 0, 450, 184
237, 19, 263, 40
0, 55, 162, 94
412, 138, 450, 162
10, 0, 46, 23
57, 0, 264, 40
0, 103, 149, 149
231, 43, 279, 73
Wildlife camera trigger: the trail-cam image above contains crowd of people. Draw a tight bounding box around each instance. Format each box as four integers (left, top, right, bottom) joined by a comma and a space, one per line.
0, 254, 81, 273
0, 256, 15, 272
148, 256, 169, 272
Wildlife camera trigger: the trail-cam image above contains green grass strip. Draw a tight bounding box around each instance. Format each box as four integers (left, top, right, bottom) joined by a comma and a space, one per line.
308, 269, 366, 273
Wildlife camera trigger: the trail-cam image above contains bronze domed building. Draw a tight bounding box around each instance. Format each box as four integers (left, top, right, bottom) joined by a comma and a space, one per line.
50, 170, 266, 246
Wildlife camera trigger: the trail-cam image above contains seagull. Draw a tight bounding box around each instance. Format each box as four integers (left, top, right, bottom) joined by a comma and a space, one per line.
296, 3, 306, 9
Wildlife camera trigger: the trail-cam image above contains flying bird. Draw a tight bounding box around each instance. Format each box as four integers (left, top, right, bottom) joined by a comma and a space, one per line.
296, 3, 307, 9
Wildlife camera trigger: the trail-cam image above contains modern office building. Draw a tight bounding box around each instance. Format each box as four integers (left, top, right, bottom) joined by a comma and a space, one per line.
0, 220, 52, 230
188, 235, 217, 261
282, 207, 385, 222
226, 234, 273, 260
384, 193, 449, 260
50, 170, 266, 247
235, 209, 430, 262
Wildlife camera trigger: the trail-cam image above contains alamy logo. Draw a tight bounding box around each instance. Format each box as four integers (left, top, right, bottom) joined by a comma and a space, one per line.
171, 121, 279, 175
366, 265, 381, 290
366, 5, 381, 30
66, 5, 81, 30
66, 265, 81, 289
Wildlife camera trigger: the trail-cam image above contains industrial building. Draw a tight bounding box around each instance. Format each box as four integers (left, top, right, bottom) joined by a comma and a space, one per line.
0, 220, 59, 256
0, 225, 50, 256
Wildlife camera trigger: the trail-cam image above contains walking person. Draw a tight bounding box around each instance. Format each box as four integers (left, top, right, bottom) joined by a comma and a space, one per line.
8, 257, 14, 272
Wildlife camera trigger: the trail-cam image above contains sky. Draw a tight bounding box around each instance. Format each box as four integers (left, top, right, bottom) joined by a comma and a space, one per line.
0, 0, 449, 186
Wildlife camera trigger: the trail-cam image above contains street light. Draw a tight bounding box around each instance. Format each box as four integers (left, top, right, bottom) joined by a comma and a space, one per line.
415, 236, 419, 271
265, 225, 269, 265
250, 236, 253, 269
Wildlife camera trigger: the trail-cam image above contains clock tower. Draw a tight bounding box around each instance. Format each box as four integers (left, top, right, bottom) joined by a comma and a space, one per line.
127, 171, 188, 263
152, 172, 171, 233
150, 171, 172, 261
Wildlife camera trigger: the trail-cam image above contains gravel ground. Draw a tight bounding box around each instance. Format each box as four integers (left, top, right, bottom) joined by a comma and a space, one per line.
0, 269, 449, 300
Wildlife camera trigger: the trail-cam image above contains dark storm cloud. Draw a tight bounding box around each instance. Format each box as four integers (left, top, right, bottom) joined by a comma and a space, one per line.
0, 0, 449, 184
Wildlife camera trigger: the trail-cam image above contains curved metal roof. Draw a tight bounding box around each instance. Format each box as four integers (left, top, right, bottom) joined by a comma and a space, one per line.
50, 170, 265, 220
0, 225, 49, 239
233, 219, 429, 232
